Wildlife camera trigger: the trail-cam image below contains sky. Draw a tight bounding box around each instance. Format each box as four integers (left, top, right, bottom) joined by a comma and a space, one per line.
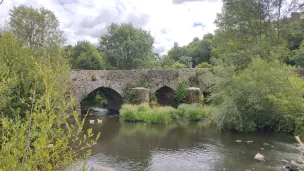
0, 0, 222, 55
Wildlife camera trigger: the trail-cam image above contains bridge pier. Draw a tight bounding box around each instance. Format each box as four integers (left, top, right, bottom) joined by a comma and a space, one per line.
131, 87, 150, 104
187, 87, 201, 104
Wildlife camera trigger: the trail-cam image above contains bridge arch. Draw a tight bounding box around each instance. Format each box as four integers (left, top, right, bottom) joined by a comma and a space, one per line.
80, 86, 123, 115
154, 86, 177, 107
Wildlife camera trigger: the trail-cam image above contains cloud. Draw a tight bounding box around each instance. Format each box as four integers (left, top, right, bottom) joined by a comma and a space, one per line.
0, 0, 222, 55
172, 0, 217, 5
192, 22, 205, 28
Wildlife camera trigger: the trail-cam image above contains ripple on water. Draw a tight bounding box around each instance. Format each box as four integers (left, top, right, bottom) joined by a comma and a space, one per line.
82, 117, 299, 171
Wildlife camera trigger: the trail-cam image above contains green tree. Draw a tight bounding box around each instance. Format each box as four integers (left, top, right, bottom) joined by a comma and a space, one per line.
187, 38, 212, 66
178, 56, 192, 67
212, 58, 304, 133
0, 52, 98, 171
161, 55, 175, 68
0, 32, 70, 118
70, 41, 104, 70
9, 5, 65, 49
98, 23, 154, 69
167, 43, 188, 61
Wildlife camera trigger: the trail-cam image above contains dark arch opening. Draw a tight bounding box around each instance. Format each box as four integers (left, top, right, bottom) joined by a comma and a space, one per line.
155, 86, 177, 107
80, 87, 123, 116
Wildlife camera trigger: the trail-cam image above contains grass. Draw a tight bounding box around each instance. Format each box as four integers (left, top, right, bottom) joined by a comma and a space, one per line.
120, 103, 215, 124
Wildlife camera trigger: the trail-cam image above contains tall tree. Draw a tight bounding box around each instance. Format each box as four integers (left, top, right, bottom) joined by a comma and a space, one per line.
187, 37, 213, 66
98, 23, 154, 70
69, 41, 104, 70
9, 5, 65, 49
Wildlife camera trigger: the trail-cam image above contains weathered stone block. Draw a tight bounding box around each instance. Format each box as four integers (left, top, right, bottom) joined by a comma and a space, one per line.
131, 87, 150, 104
187, 87, 201, 104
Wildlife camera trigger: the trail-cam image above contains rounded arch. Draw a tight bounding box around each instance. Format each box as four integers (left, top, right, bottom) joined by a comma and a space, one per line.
155, 86, 177, 107
80, 87, 123, 115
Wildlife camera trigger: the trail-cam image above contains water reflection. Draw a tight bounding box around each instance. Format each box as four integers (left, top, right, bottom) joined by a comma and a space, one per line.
83, 116, 298, 171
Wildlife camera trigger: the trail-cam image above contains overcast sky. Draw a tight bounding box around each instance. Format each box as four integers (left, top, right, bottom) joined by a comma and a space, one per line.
0, 0, 222, 55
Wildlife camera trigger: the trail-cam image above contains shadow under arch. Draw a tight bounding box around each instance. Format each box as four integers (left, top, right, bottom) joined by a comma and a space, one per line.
80, 87, 123, 115
155, 86, 177, 107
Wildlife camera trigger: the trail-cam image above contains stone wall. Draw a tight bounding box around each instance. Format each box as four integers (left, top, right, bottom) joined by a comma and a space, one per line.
70, 68, 209, 110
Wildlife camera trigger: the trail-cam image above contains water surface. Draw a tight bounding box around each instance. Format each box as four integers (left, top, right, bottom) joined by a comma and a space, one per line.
84, 116, 299, 171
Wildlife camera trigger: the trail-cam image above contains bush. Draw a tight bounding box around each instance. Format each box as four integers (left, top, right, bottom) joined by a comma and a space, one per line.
175, 82, 189, 103
120, 104, 176, 124
120, 103, 214, 124
176, 104, 214, 121
0, 56, 98, 170
211, 58, 304, 133
91, 74, 97, 81
172, 62, 187, 68
196, 62, 212, 68
120, 104, 139, 122
200, 94, 205, 104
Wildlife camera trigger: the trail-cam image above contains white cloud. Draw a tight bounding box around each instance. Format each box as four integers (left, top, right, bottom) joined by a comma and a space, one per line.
0, 0, 222, 55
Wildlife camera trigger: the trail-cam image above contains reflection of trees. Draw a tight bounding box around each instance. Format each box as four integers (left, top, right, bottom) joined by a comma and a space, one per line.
85, 118, 220, 169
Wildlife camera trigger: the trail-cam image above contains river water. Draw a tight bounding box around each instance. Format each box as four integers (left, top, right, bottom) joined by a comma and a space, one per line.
83, 116, 299, 171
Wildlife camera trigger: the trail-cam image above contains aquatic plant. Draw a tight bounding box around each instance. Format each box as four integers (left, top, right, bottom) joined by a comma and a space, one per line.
120, 103, 214, 124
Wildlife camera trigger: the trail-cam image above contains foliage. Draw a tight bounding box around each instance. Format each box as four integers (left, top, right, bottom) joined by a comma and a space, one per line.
74, 48, 104, 70
178, 56, 192, 67
293, 40, 304, 67
120, 103, 213, 124
9, 5, 65, 49
0, 51, 98, 170
175, 82, 189, 103
120, 103, 174, 124
172, 62, 187, 68
166, 35, 213, 68
161, 55, 175, 68
0, 32, 70, 118
98, 23, 154, 70
187, 38, 213, 66
167, 43, 188, 61
123, 83, 141, 104
188, 72, 202, 87
200, 94, 205, 105
81, 89, 108, 108
90, 74, 96, 82
1, 7, 99, 170
70, 41, 104, 70
196, 62, 212, 68
211, 58, 304, 133
176, 104, 214, 121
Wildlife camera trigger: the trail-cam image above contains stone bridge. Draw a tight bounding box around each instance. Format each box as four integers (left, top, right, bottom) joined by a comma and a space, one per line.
70, 69, 208, 112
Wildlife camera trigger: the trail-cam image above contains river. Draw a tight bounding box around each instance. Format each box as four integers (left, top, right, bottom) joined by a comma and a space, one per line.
82, 115, 299, 171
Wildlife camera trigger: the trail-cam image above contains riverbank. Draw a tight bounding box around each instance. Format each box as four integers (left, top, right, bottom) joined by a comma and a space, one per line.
120, 103, 214, 124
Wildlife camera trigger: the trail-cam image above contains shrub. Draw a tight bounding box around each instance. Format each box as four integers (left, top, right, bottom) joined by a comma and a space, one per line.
172, 62, 187, 68
120, 104, 176, 124
176, 104, 214, 121
200, 94, 205, 104
120, 104, 139, 122
0, 59, 99, 170
120, 103, 214, 124
196, 62, 212, 68
91, 74, 97, 81
175, 82, 189, 103
211, 58, 304, 133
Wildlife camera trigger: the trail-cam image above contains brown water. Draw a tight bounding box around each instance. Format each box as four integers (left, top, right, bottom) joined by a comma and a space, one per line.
83, 116, 299, 171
